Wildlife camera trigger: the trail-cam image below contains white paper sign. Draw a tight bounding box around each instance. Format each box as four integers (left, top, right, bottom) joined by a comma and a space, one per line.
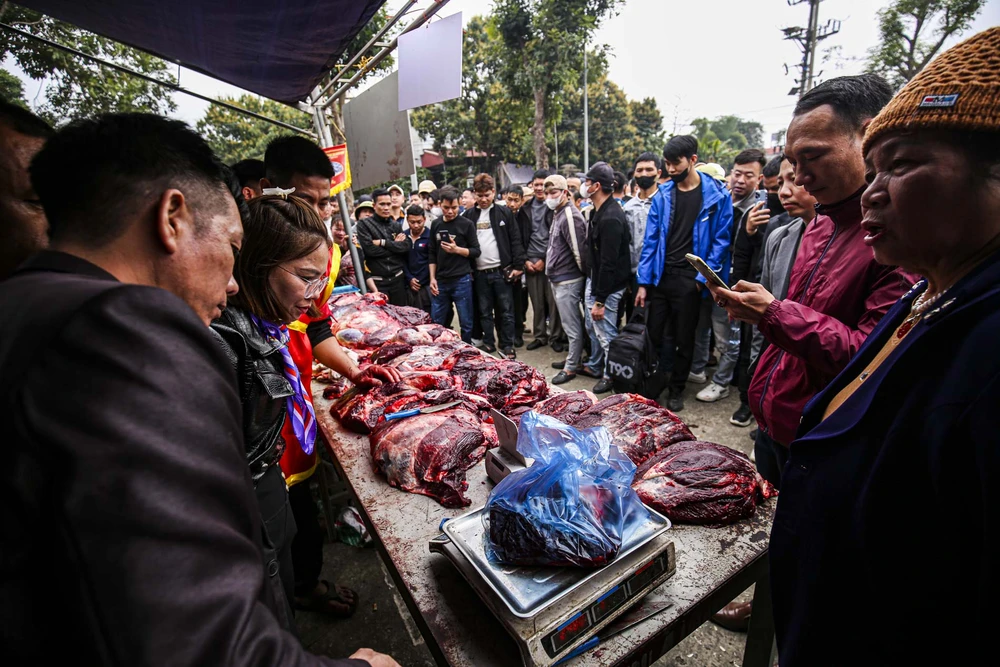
397, 12, 463, 111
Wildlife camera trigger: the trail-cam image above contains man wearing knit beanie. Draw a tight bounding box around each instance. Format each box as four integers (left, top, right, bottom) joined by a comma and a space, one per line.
763, 27, 1000, 667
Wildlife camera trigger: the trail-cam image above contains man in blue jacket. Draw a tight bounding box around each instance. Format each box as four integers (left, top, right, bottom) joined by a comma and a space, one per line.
635, 135, 733, 411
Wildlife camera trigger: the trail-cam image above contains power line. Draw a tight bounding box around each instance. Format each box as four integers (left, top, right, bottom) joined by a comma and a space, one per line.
782, 0, 841, 98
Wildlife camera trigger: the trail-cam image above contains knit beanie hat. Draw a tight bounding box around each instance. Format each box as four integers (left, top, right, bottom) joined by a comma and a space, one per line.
863, 26, 1000, 154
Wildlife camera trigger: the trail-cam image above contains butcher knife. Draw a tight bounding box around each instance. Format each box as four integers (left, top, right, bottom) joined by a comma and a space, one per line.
552, 600, 674, 665
384, 401, 463, 421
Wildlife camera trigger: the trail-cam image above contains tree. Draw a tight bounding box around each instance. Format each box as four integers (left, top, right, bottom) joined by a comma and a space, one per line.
196, 95, 314, 165
0, 2, 176, 124
865, 0, 984, 88
629, 97, 666, 154
493, 0, 624, 169
688, 114, 764, 167
0, 68, 27, 107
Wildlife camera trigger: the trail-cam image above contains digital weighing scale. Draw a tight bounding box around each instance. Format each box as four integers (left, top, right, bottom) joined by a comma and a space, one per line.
430, 506, 676, 666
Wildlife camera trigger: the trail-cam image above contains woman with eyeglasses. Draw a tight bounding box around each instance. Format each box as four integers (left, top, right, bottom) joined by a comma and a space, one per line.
211, 195, 399, 618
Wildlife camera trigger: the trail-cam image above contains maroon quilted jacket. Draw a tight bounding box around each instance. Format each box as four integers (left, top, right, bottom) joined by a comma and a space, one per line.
749, 188, 917, 446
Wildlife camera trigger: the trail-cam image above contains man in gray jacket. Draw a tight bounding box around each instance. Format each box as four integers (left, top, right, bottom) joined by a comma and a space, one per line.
543, 175, 593, 384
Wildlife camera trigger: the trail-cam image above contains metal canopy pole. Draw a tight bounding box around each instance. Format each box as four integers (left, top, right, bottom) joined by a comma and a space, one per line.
309, 101, 367, 293
0, 22, 316, 137
322, 0, 452, 109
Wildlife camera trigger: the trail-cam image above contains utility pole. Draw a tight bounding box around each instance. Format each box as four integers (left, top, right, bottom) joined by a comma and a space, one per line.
553, 120, 559, 171
583, 46, 589, 173
782, 0, 840, 97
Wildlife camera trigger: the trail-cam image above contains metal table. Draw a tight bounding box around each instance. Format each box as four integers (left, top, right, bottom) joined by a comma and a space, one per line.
314, 390, 776, 667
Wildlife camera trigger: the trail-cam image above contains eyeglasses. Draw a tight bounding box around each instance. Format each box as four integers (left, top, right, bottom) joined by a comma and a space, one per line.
278, 265, 328, 298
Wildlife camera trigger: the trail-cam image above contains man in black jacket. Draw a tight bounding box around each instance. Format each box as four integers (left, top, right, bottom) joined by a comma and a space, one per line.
0, 113, 393, 666
356, 187, 412, 306
582, 162, 631, 394
503, 184, 532, 346
463, 173, 525, 358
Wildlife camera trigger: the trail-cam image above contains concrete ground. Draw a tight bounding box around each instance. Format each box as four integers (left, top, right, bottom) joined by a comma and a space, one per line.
299, 320, 761, 666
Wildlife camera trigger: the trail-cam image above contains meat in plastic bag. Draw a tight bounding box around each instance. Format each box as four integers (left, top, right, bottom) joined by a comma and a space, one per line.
483, 412, 649, 567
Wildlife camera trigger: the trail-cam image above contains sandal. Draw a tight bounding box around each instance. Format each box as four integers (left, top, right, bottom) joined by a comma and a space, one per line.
294, 579, 359, 618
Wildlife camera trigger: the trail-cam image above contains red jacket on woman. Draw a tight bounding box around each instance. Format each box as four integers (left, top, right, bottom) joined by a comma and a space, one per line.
749, 188, 916, 446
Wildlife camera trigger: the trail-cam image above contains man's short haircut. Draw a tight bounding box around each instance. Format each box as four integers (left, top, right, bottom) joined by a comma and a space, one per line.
573, 191, 583, 202
613, 171, 627, 192
30, 113, 230, 246
224, 164, 251, 224
0, 99, 53, 138
793, 74, 894, 134
506, 185, 523, 197
231, 158, 266, 188
264, 135, 334, 186
763, 154, 783, 178
733, 148, 767, 170
472, 173, 495, 193
663, 135, 698, 162
462, 187, 474, 196
371, 187, 391, 202
438, 186, 460, 203
532, 168, 550, 182
406, 204, 425, 217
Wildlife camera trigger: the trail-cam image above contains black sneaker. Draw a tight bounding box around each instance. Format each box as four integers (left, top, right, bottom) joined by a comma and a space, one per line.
593, 378, 614, 394
551, 340, 566, 353
501, 347, 516, 360
514, 338, 525, 348
749, 427, 759, 442
666, 394, 684, 412
552, 360, 566, 369
730, 403, 753, 427
478, 342, 497, 353
552, 370, 576, 385
526, 339, 547, 351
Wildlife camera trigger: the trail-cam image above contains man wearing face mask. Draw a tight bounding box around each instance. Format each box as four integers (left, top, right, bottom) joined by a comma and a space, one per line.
635, 136, 733, 412
623, 152, 662, 323
524, 169, 564, 352
542, 175, 591, 384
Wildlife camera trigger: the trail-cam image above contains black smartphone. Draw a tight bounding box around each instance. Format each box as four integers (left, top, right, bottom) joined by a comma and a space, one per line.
440, 231, 452, 243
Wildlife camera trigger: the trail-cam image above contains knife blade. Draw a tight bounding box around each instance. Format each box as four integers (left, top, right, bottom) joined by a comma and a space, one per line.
384, 401, 463, 421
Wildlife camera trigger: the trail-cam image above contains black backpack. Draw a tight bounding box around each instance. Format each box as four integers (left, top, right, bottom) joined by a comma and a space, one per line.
606, 306, 666, 399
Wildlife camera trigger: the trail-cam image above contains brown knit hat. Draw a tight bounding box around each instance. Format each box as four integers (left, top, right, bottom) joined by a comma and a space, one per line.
863, 26, 1000, 154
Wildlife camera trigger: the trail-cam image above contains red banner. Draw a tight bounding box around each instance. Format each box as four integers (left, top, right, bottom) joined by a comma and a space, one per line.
323, 144, 352, 196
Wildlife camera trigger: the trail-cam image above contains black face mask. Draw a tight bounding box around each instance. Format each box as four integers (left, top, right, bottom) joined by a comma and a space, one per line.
669, 167, 689, 184
635, 175, 657, 190
766, 192, 785, 216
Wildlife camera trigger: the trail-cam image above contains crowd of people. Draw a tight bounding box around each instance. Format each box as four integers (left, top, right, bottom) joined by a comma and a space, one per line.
0, 24, 997, 667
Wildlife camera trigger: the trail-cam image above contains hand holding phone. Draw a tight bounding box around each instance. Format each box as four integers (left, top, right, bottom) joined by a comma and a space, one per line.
440, 231, 452, 243
685, 253, 728, 289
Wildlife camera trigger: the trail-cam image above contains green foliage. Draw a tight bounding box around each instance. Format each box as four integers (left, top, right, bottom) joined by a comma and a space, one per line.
492, 0, 625, 168
0, 68, 27, 107
688, 115, 765, 167
0, 3, 176, 124
195, 95, 313, 165
865, 0, 984, 88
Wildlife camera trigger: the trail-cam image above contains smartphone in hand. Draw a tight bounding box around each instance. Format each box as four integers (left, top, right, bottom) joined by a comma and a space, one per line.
685, 253, 729, 289
440, 231, 452, 244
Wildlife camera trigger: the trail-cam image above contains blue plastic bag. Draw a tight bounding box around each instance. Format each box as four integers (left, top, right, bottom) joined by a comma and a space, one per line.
483, 412, 650, 567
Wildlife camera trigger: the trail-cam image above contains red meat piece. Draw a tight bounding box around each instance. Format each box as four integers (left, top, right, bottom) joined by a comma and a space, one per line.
335, 373, 455, 434
384, 303, 432, 327
509, 390, 597, 424
572, 393, 694, 466
369, 342, 412, 365
632, 441, 777, 525
369, 405, 489, 508
387, 342, 468, 372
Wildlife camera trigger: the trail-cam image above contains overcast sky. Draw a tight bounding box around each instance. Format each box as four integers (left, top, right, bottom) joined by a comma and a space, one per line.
5, 0, 999, 146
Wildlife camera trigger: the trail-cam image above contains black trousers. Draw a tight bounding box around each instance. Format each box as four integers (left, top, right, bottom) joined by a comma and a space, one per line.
371, 273, 407, 306
474, 269, 516, 348
512, 280, 528, 342
754, 429, 788, 489
255, 466, 297, 615
736, 322, 754, 404
646, 272, 702, 396
288, 480, 324, 597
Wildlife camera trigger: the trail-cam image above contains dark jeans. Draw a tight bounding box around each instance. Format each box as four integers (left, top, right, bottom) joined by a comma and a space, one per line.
371, 272, 407, 306
432, 274, 474, 343
754, 429, 788, 489
646, 271, 703, 395
288, 479, 323, 597
255, 466, 297, 615
512, 279, 528, 342
475, 269, 515, 348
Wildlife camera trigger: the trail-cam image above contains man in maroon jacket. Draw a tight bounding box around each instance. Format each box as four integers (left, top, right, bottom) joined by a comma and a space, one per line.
706, 75, 917, 630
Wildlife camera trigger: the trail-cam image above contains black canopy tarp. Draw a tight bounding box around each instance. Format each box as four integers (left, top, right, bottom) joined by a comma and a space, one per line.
16, 0, 387, 104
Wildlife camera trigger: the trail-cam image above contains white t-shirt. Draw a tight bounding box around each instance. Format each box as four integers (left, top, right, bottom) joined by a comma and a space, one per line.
476, 206, 501, 270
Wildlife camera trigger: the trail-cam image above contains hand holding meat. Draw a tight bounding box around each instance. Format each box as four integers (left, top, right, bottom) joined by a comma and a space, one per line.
707, 280, 775, 325
352, 365, 402, 389
350, 648, 402, 667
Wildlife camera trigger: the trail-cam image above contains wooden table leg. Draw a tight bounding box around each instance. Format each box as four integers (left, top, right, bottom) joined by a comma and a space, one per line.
742, 554, 777, 667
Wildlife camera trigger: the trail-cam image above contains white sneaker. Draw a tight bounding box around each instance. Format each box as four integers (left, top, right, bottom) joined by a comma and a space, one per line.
687, 371, 708, 384
471, 338, 484, 347
696, 382, 730, 402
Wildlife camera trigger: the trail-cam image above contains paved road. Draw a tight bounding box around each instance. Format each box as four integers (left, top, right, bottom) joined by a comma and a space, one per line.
299, 323, 765, 666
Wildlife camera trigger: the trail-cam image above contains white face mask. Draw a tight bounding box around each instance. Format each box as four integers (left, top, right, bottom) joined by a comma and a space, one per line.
544, 195, 562, 210
431, 206, 443, 217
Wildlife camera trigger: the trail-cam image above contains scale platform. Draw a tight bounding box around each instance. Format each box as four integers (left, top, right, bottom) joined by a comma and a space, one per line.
430, 506, 676, 666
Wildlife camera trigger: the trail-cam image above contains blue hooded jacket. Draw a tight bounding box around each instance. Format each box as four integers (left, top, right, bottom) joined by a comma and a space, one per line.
636, 173, 733, 289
